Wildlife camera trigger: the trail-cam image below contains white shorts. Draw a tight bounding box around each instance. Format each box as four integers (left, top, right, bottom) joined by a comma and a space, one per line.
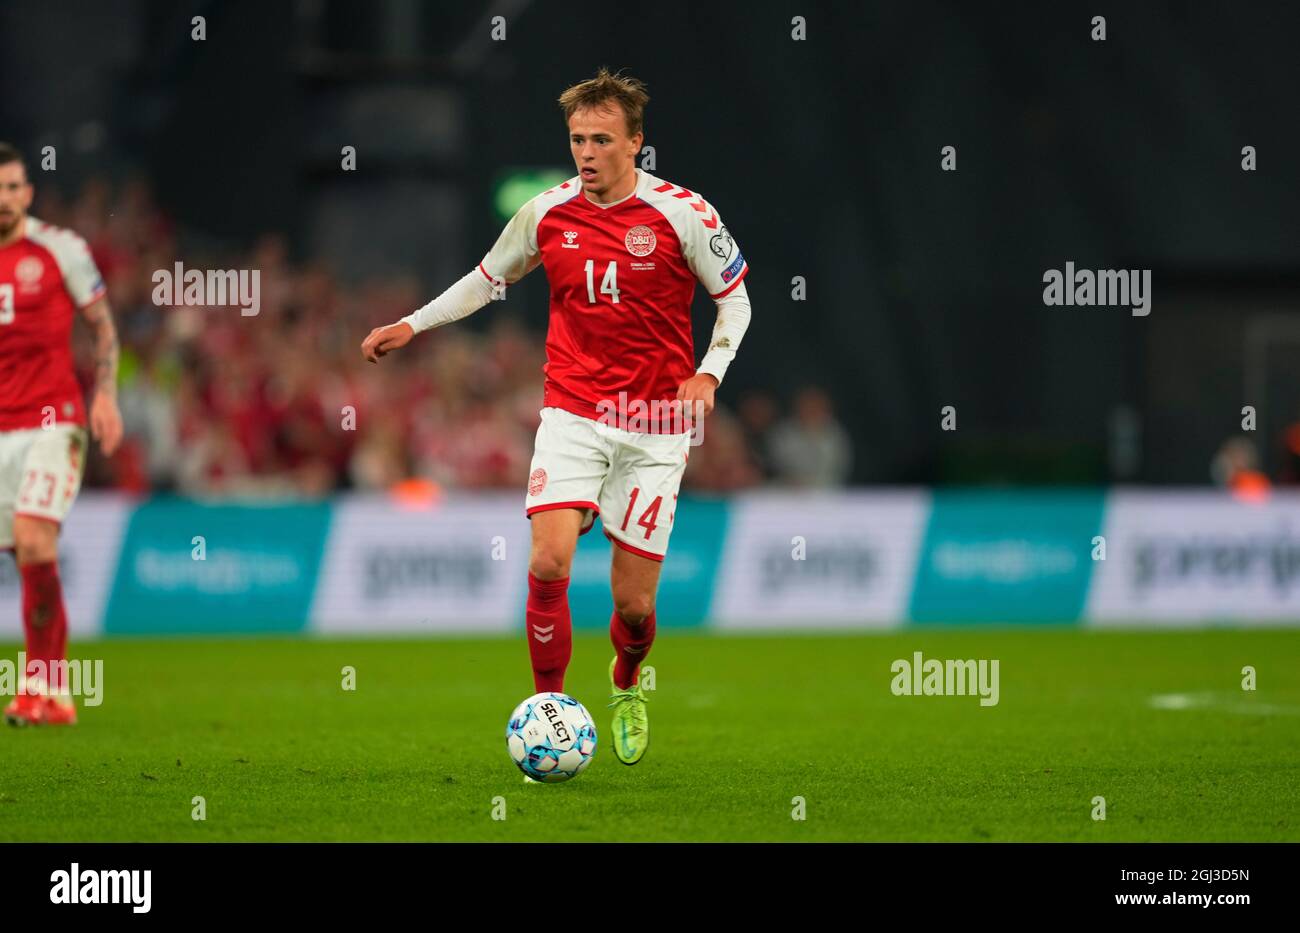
524, 407, 691, 561
0, 424, 88, 549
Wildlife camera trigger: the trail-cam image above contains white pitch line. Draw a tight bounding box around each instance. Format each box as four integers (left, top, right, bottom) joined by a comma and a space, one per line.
1148, 692, 1300, 716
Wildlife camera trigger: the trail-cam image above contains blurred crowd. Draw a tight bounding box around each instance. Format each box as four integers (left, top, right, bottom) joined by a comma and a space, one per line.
1212, 429, 1300, 498
39, 178, 853, 498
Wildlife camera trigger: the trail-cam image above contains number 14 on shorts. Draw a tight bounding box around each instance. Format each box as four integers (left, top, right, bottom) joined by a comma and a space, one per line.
620, 488, 676, 541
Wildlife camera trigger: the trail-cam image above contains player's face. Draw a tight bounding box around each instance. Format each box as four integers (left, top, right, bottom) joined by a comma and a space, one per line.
0, 162, 33, 238
568, 104, 642, 200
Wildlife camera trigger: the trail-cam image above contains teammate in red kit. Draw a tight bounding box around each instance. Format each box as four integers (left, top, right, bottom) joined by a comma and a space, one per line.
0, 143, 123, 726
361, 69, 752, 766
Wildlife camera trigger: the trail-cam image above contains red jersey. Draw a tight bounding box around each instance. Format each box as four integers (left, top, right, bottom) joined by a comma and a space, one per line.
479, 170, 749, 430
0, 217, 106, 430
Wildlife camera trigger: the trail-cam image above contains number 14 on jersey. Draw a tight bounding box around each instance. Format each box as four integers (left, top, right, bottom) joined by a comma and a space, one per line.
584, 260, 620, 305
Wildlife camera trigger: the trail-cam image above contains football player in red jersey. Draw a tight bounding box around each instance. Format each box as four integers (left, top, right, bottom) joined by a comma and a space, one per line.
0, 143, 123, 726
362, 70, 752, 766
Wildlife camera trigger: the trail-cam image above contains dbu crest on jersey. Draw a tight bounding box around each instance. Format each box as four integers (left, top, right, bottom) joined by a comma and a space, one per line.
624, 225, 656, 257
528, 467, 547, 496
15, 255, 44, 287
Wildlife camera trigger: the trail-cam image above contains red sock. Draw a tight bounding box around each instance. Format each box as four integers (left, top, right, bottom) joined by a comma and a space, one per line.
526, 573, 572, 693
611, 610, 656, 690
20, 561, 67, 691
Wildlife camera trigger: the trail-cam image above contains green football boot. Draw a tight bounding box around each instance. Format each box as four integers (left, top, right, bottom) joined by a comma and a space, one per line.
608, 657, 650, 765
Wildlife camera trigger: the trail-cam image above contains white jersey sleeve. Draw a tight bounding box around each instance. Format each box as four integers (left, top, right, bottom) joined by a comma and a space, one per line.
638, 176, 749, 298
696, 280, 752, 386
26, 217, 107, 309
679, 201, 748, 298
399, 269, 498, 334
638, 174, 753, 383
401, 179, 581, 333
479, 178, 581, 286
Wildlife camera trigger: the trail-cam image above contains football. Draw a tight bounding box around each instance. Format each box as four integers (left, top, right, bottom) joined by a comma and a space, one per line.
506, 692, 597, 782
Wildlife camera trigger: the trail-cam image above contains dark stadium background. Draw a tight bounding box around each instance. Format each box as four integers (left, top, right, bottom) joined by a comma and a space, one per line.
6, 0, 1300, 492
2, 0, 1299, 859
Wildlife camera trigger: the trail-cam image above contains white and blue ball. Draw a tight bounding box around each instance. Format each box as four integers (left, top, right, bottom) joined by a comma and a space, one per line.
506, 693, 597, 782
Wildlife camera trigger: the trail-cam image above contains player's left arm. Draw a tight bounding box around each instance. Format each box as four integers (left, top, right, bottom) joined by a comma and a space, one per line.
60, 230, 123, 457
79, 295, 123, 457
675, 198, 753, 418
679, 280, 753, 408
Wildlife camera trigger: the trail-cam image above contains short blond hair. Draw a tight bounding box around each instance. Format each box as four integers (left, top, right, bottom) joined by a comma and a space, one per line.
557, 68, 649, 138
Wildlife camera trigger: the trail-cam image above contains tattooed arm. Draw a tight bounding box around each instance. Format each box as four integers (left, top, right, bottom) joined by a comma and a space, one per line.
80, 296, 123, 457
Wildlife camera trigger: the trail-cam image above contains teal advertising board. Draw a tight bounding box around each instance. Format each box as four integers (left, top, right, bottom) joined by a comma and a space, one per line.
908, 490, 1104, 623
105, 498, 332, 634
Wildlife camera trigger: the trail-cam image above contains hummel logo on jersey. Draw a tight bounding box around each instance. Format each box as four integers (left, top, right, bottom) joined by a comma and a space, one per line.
532, 624, 555, 644
562, 231, 580, 249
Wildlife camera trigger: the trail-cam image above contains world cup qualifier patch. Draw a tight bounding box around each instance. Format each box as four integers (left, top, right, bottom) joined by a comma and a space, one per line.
709, 227, 734, 261
528, 468, 547, 496
624, 225, 657, 257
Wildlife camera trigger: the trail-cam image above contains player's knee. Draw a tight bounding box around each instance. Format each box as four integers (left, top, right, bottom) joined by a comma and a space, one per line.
528, 547, 572, 581
613, 592, 654, 627
12, 520, 58, 565
14, 540, 57, 565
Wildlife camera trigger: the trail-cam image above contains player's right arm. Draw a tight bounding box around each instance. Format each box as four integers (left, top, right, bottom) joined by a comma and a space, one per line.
361, 199, 544, 363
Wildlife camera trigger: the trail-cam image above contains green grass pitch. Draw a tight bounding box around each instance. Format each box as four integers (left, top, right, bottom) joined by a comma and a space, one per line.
1, 628, 1297, 841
